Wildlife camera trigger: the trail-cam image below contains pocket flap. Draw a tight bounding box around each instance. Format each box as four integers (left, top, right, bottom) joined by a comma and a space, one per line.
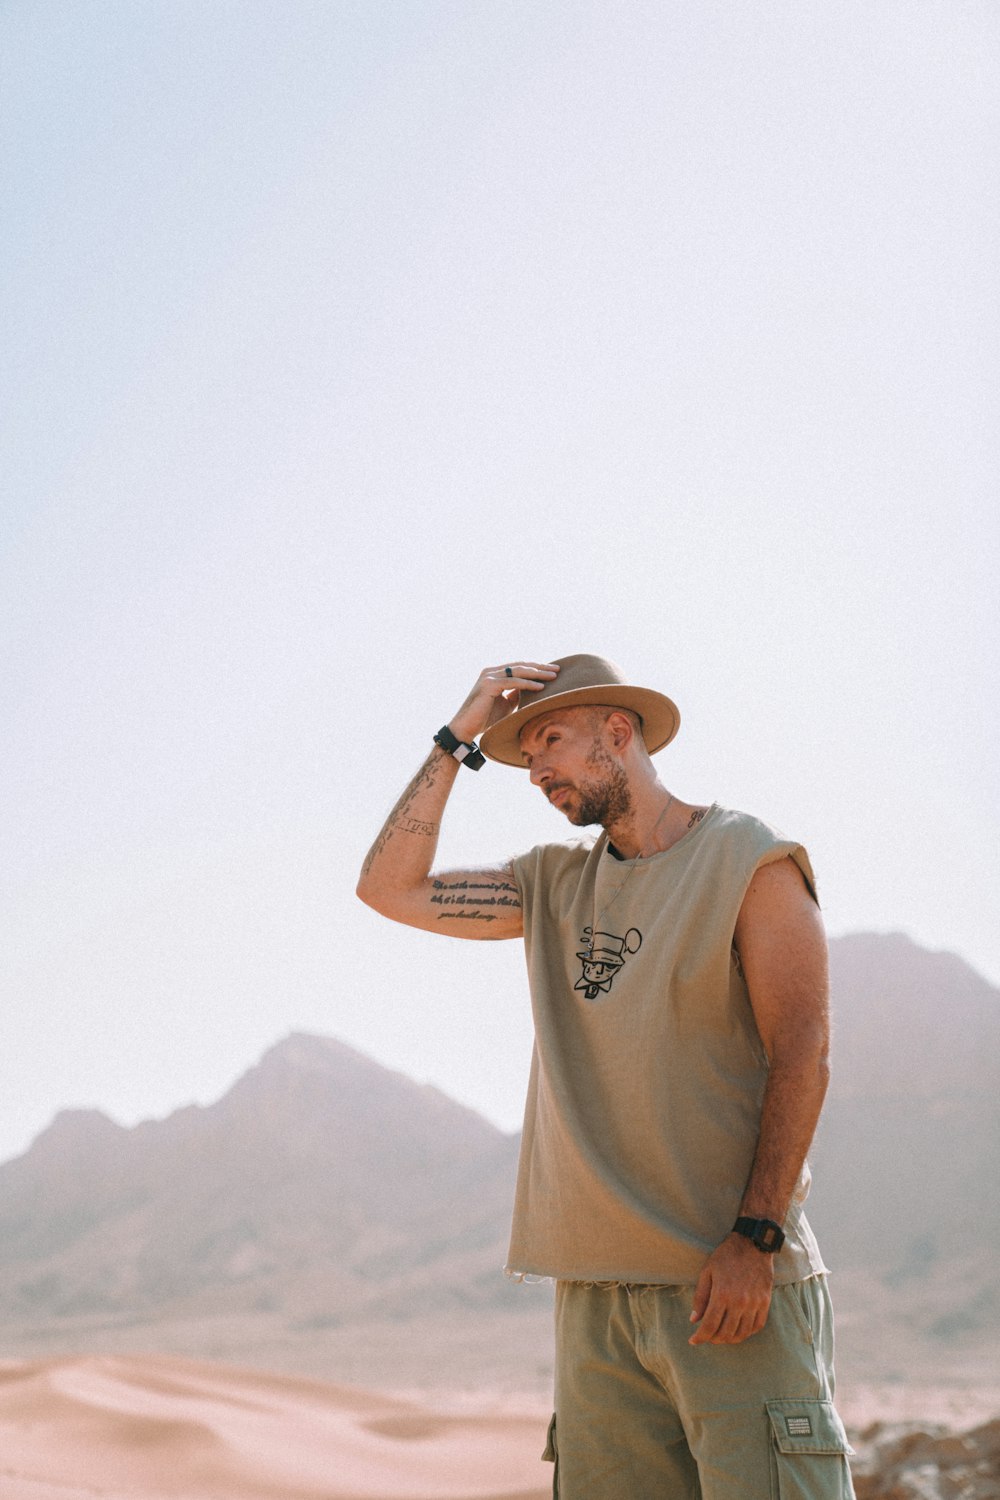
766, 1399, 855, 1456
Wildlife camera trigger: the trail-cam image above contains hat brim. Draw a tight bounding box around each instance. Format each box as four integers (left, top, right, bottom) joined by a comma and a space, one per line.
479, 684, 680, 767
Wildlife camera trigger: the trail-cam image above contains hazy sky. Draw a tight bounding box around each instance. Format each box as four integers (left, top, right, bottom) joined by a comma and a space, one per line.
3, 1, 997, 1166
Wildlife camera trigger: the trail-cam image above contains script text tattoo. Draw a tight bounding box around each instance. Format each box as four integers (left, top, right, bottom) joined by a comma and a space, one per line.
431, 877, 520, 926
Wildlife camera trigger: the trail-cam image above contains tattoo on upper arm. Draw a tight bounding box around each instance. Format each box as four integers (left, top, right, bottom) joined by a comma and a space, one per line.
430, 875, 521, 924
361, 754, 442, 878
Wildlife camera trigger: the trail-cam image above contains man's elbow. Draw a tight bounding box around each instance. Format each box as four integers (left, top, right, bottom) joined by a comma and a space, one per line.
356, 873, 413, 925
770, 1024, 830, 1091
804, 1027, 832, 1106
356, 874, 390, 916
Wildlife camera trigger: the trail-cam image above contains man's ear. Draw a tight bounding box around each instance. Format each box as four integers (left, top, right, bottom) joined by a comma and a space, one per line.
606, 710, 635, 751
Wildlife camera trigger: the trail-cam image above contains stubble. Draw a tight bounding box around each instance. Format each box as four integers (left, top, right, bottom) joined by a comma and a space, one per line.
566, 738, 632, 828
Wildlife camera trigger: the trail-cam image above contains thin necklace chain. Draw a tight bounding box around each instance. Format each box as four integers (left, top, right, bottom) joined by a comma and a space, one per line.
587, 793, 674, 955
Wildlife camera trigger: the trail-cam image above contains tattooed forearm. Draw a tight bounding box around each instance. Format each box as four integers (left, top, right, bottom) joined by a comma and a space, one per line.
361, 752, 444, 878
357, 744, 523, 938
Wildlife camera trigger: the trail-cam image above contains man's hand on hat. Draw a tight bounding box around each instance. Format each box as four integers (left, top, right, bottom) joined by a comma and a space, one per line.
449, 661, 560, 745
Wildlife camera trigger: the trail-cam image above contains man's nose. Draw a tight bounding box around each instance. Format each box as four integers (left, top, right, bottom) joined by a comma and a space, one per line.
529, 763, 550, 789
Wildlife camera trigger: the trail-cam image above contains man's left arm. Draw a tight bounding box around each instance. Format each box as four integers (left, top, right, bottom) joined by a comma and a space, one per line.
689, 854, 830, 1347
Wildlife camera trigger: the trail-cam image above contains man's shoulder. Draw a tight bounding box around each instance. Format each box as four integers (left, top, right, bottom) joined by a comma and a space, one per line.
707, 806, 817, 900
705, 804, 796, 847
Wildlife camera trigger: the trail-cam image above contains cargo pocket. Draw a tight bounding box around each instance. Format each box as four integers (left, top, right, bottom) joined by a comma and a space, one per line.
766, 1399, 856, 1500
541, 1412, 559, 1496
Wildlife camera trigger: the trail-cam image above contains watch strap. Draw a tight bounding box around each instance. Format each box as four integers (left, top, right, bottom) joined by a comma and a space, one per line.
433, 724, 486, 771
732, 1216, 785, 1253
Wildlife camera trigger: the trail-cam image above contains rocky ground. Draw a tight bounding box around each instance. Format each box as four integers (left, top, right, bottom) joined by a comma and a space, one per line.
850, 1418, 1000, 1499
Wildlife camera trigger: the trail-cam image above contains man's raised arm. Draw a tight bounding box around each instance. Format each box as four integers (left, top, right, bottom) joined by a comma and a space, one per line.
355, 661, 558, 940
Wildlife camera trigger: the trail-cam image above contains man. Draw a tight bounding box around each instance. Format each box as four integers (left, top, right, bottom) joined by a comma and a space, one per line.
357, 655, 855, 1499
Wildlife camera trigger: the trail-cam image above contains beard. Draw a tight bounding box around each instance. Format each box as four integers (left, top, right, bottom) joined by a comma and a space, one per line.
557, 741, 632, 827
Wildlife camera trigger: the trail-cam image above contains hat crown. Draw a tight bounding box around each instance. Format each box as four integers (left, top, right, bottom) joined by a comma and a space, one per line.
515, 653, 627, 713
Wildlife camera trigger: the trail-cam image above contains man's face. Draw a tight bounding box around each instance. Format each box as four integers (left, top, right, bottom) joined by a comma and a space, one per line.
519, 707, 632, 828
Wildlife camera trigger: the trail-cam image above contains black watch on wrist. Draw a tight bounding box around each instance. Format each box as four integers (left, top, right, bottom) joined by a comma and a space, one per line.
433, 724, 486, 771
732, 1216, 785, 1253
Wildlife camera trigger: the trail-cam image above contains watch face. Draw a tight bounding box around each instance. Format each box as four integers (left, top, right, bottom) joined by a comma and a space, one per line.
734, 1216, 784, 1252
754, 1221, 783, 1252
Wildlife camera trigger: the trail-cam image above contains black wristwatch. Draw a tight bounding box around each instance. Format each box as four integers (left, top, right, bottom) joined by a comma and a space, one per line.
732, 1216, 785, 1253
433, 724, 486, 771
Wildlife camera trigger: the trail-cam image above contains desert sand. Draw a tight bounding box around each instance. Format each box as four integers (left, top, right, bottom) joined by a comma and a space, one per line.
3, 1351, 998, 1500
0, 1354, 551, 1500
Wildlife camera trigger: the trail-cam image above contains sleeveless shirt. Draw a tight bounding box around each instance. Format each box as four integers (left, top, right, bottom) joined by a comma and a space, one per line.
507, 804, 828, 1285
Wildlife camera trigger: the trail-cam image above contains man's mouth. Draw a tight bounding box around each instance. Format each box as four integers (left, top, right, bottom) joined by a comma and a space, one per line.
547, 785, 572, 808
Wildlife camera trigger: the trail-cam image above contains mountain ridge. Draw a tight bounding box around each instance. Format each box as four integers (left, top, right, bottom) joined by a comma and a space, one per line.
1, 932, 995, 1390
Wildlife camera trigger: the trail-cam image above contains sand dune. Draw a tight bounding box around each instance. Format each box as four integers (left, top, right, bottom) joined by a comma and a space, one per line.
0, 1354, 551, 1500
2, 1351, 997, 1500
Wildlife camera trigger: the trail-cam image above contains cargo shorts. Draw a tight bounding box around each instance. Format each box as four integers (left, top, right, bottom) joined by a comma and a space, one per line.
545, 1275, 855, 1499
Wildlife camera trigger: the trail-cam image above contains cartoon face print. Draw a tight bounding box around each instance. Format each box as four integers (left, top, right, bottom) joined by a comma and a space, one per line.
575, 927, 642, 1000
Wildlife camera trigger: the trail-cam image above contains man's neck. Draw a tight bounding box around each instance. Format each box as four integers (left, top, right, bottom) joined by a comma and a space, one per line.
605, 785, 708, 860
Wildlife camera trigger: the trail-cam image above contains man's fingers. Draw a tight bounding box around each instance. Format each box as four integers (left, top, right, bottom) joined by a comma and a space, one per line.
690, 1293, 770, 1346
689, 1315, 724, 1345
750, 1300, 770, 1337
688, 1289, 725, 1344
689, 1240, 775, 1346
453, 662, 559, 739
689, 1269, 712, 1324
483, 662, 559, 692
477, 664, 559, 728
690, 1307, 746, 1345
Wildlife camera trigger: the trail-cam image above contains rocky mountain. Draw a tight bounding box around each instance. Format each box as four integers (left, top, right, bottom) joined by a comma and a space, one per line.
810, 931, 1000, 1267
0, 932, 996, 1393
801, 933, 999, 1388
0, 1034, 520, 1335
809, 924, 995, 1254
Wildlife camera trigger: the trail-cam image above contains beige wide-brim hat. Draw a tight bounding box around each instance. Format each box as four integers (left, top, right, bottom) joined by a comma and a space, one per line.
479, 654, 681, 768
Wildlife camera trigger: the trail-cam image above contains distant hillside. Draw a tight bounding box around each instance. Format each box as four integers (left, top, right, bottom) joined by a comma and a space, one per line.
806, 933, 999, 1384
0, 1034, 520, 1335
0, 933, 995, 1391
810, 932, 1000, 1265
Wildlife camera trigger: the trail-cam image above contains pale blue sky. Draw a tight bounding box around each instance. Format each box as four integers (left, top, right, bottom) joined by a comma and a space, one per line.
3, 1, 997, 1165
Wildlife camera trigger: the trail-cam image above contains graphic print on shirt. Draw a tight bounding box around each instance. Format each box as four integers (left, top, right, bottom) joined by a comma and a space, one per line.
575, 926, 642, 1000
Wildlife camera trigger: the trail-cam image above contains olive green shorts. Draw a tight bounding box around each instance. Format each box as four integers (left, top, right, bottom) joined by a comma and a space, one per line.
545, 1275, 855, 1499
